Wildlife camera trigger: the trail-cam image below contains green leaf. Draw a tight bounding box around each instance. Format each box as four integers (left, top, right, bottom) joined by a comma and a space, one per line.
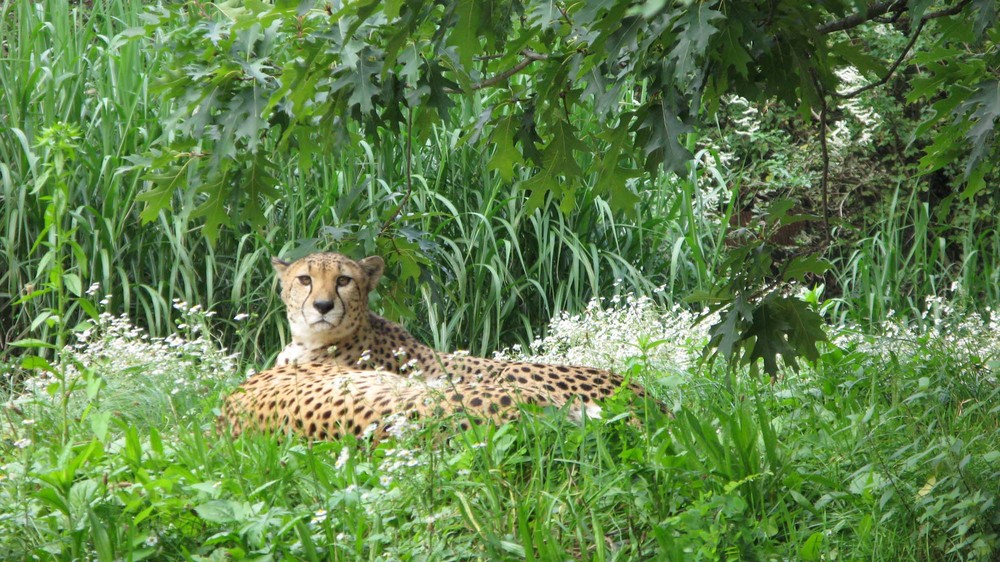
718, 25, 753, 79
449, 1, 479, 69
542, 119, 587, 179
350, 47, 382, 114
63, 273, 82, 297
634, 100, 693, 174
191, 176, 233, 244
744, 299, 797, 376
595, 165, 641, 213
708, 296, 753, 360
743, 296, 827, 377
784, 298, 828, 364
488, 115, 525, 181
384, 0, 403, 19
8, 338, 56, 350
521, 170, 558, 212
799, 531, 824, 561
21, 355, 55, 372
594, 125, 641, 213
136, 171, 184, 224
195, 500, 241, 524
829, 39, 886, 79
782, 256, 832, 282
960, 79, 1000, 182
670, 3, 725, 86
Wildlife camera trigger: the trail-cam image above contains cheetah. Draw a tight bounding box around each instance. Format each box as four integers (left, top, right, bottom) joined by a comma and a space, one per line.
271, 252, 650, 413
220, 363, 571, 441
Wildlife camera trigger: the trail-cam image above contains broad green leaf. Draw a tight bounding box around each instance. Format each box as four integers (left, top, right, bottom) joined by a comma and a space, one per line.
21, 355, 55, 372
195, 500, 241, 524
783, 298, 828, 364
595, 165, 641, 213
136, 172, 183, 224
782, 256, 832, 282
542, 119, 587, 179
799, 531, 824, 561
487, 115, 525, 181
961, 79, 1000, 181
718, 25, 752, 79
635, 100, 693, 174
708, 297, 752, 360
594, 124, 641, 213
744, 299, 797, 375
670, 3, 724, 87
348, 47, 382, 114
449, 1, 479, 69
191, 176, 233, 244
63, 273, 82, 297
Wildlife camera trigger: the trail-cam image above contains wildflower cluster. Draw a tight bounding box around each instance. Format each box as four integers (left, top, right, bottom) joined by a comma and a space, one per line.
833, 297, 1000, 384
4, 298, 240, 441
496, 291, 712, 378
830, 67, 881, 148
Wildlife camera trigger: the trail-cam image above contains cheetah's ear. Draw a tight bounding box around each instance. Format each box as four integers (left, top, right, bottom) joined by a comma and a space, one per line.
271, 256, 291, 274
359, 256, 385, 287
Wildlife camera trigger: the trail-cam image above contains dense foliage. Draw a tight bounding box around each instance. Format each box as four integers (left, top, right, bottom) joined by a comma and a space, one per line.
1, 1, 998, 559
1, 296, 997, 560
131, 0, 999, 375
137, 0, 999, 224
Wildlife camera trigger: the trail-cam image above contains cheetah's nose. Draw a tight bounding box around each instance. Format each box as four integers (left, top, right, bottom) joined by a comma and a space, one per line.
313, 300, 335, 314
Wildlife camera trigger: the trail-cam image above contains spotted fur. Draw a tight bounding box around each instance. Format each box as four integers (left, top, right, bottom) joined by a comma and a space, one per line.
220, 363, 570, 441
272, 252, 648, 411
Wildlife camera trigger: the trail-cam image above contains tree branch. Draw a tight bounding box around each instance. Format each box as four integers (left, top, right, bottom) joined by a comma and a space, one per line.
809, 70, 832, 244
818, 0, 971, 34
470, 49, 549, 91
818, 1, 906, 34
444, 50, 550, 94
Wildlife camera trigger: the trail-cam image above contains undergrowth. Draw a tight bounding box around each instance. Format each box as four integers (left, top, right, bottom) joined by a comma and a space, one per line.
1, 296, 996, 561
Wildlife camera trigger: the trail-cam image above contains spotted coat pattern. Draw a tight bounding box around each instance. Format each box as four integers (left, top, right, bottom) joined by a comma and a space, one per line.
220, 363, 567, 441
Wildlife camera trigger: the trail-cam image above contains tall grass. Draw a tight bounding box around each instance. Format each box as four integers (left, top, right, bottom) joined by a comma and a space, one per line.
1, 0, 166, 350
829, 183, 1000, 325
1, 0, 729, 366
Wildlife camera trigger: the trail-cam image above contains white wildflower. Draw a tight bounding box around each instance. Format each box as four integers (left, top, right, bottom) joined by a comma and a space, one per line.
311, 509, 328, 524
334, 447, 351, 470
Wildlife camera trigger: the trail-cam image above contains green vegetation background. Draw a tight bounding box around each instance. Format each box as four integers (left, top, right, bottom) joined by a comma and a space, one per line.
0, 1, 997, 560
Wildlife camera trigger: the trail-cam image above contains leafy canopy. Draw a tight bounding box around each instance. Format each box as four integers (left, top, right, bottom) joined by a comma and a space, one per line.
133, 0, 999, 233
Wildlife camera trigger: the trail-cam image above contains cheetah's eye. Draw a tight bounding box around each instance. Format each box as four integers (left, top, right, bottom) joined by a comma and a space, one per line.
336, 275, 352, 287
297, 275, 312, 286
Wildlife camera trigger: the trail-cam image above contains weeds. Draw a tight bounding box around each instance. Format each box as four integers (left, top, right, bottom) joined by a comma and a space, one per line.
2, 295, 997, 560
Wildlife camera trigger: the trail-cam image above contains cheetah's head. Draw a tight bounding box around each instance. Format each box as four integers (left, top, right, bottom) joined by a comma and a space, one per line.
272, 252, 384, 346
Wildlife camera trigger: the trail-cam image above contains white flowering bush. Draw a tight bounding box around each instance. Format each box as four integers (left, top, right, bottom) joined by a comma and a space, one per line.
496, 291, 713, 382
831, 297, 1000, 384
2, 298, 240, 445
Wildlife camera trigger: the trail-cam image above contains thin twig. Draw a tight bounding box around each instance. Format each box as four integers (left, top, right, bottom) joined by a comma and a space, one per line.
810, 70, 832, 245
380, 106, 414, 236
471, 49, 549, 90
835, 19, 925, 98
